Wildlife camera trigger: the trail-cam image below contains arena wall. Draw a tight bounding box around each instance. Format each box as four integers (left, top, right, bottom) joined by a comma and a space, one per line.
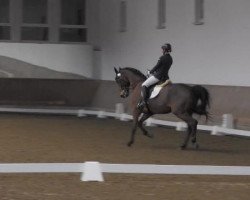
0, 0, 250, 130
0, 43, 94, 78
94, 0, 250, 87
0, 78, 249, 129
0, 79, 99, 106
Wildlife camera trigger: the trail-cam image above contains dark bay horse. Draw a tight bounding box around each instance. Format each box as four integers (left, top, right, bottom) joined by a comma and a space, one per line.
114, 67, 210, 149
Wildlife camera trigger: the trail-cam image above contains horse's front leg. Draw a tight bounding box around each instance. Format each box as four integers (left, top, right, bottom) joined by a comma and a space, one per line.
127, 110, 141, 146
127, 121, 138, 146
138, 113, 153, 138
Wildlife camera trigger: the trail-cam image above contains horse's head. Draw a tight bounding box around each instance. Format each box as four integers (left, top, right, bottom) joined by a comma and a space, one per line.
114, 67, 130, 98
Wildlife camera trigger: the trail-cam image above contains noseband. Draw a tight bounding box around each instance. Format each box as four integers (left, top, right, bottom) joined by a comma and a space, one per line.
115, 75, 131, 97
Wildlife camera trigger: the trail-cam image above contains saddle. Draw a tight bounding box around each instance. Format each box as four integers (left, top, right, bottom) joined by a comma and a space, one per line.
148, 79, 172, 99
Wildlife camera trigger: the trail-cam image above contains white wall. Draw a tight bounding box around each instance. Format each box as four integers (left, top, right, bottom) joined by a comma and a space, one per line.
94, 0, 250, 86
87, 0, 103, 79
0, 42, 93, 78
1, 0, 250, 85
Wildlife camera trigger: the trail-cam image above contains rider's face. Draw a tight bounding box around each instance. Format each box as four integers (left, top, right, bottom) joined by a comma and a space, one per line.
162, 49, 168, 55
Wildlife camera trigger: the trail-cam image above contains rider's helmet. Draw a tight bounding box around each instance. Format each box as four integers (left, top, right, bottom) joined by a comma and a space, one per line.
161, 43, 172, 52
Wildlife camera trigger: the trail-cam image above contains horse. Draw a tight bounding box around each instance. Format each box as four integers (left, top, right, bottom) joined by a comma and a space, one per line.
114, 67, 211, 149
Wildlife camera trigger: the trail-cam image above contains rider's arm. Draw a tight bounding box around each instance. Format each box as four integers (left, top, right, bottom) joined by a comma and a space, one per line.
150, 57, 163, 74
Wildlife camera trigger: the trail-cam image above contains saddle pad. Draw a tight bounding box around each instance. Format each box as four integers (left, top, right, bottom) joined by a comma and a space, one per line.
149, 79, 171, 99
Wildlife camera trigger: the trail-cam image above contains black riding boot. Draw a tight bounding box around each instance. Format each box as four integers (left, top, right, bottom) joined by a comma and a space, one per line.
137, 86, 148, 110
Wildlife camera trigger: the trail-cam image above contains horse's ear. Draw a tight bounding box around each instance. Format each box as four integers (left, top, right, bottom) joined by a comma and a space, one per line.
114, 67, 118, 74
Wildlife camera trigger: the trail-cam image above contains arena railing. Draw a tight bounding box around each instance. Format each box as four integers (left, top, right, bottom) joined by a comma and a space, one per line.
0, 162, 250, 182
0, 105, 250, 182
0, 105, 250, 137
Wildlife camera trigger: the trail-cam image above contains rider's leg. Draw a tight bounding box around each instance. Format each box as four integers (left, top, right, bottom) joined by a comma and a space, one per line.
141, 85, 148, 103
137, 76, 159, 109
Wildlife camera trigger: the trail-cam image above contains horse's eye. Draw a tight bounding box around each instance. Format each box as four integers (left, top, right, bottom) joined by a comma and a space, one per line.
115, 77, 120, 82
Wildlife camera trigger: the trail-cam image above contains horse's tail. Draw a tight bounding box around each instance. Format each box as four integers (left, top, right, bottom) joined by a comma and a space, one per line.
191, 85, 211, 121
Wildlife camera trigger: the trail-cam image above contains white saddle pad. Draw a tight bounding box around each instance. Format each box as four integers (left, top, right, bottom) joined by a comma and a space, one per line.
149, 85, 163, 99
149, 80, 171, 99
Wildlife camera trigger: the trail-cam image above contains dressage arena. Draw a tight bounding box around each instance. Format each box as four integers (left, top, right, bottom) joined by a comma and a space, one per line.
0, 113, 249, 200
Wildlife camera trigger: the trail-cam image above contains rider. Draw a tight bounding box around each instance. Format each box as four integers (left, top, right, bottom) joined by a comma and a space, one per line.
137, 43, 173, 110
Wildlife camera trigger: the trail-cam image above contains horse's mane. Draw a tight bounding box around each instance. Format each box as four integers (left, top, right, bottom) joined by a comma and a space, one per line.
122, 67, 147, 80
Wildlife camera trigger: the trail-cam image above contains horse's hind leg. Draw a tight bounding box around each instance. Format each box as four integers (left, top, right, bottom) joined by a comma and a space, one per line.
188, 124, 199, 149
138, 113, 153, 138
174, 112, 198, 149
191, 124, 198, 144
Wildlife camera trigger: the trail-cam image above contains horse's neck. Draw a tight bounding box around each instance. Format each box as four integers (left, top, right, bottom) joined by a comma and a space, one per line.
129, 77, 144, 89
124, 70, 145, 89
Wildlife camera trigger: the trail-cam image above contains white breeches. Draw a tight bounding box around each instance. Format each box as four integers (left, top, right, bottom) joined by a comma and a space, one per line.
142, 76, 159, 88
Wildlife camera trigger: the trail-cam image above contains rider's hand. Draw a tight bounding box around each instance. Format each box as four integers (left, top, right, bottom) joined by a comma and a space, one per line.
147, 70, 151, 77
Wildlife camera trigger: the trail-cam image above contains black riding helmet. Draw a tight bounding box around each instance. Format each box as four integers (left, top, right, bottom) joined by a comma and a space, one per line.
161, 43, 172, 52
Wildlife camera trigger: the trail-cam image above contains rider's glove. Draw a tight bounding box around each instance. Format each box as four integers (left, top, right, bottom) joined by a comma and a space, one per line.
147, 70, 151, 77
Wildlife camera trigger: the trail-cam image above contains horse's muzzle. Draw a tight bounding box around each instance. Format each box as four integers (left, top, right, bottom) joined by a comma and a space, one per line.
120, 89, 129, 98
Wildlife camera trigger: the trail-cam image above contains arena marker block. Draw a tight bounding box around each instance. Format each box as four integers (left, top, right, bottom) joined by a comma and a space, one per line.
211, 126, 225, 136
222, 114, 234, 129
81, 161, 104, 182
145, 118, 156, 127
176, 122, 187, 131
120, 113, 131, 121
77, 109, 87, 117
211, 126, 218, 135
211, 126, 224, 136
97, 111, 107, 118
115, 103, 125, 119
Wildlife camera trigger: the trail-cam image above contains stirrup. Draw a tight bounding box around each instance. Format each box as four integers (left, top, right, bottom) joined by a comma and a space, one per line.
137, 100, 146, 110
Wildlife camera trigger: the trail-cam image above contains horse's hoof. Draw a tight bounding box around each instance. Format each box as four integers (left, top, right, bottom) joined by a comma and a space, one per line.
127, 141, 133, 147
180, 144, 187, 150
145, 132, 154, 138
191, 141, 199, 149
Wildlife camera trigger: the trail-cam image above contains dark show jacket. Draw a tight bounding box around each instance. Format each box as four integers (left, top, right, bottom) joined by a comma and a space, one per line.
150, 53, 172, 81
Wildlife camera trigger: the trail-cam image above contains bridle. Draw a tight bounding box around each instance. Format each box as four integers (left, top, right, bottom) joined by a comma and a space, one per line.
115, 73, 130, 98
